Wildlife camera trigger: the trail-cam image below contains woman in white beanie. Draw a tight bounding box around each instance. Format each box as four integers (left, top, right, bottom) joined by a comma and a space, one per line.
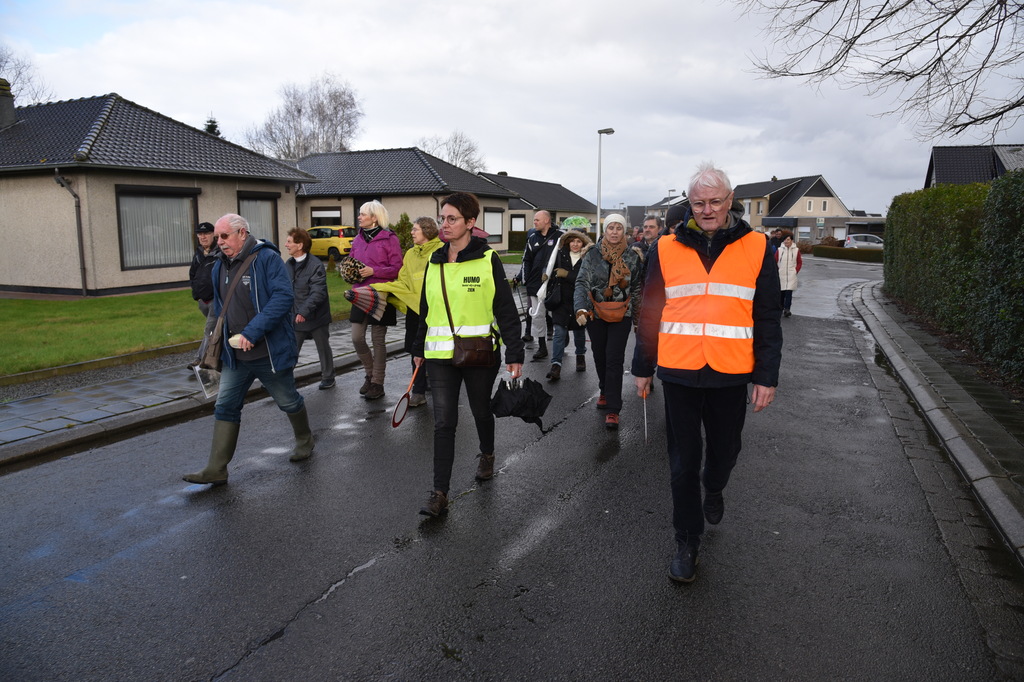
572, 214, 644, 430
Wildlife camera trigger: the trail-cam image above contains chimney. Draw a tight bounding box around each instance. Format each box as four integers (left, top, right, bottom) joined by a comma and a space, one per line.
0, 79, 16, 130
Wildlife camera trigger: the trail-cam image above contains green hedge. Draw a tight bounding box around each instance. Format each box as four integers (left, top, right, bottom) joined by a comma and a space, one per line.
812, 245, 884, 263
508, 231, 527, 252
884, 173, 1024, 388
975, 171, 1024, 386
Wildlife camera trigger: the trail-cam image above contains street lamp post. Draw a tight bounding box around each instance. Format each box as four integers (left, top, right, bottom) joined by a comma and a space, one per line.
596, 127, 614, 240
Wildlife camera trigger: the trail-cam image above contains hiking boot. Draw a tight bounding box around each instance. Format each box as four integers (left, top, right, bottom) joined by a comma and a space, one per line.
532, 339, 548, 361
409, 393, 427, 407
605, 413, 619, 430
364, 382, 385, 400
703, 491, 724, 525
419, 490, 449, 517
475, 453, 495, 481
576, 355, 586, 372
669, 543, 699, 583
359, 375, 372, 395
546, 364, 561, 382
596, 394, 608, 409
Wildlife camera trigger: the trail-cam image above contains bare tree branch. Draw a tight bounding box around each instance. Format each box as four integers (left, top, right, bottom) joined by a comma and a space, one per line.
417, 130, 487, 173
244, 72, 362, 160
742, 0, 1024, 138
0, 44, 54, 104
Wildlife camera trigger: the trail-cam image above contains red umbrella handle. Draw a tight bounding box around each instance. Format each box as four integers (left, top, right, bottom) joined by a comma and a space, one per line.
391, 365, 421, 428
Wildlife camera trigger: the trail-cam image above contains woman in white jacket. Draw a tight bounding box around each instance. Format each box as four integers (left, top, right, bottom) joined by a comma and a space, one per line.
775, 234, 802, 318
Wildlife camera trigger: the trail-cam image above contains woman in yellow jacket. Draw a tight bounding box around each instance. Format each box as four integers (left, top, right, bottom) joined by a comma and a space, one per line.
371, 217, 443, 406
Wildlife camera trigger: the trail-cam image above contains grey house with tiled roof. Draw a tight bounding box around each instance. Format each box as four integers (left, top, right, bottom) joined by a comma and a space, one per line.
733, 175, 856, 242
0, 82, 315, 296
295, 148, 516, 247
924, 144, 1024, 188
478, 171, 596, 232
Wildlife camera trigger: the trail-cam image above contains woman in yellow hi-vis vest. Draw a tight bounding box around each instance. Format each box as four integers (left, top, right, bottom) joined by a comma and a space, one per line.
412, 192, 525, 518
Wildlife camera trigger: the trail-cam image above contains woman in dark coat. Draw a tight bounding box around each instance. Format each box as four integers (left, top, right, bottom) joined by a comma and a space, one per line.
545, 221, 593, 381
285, 228, 335, 390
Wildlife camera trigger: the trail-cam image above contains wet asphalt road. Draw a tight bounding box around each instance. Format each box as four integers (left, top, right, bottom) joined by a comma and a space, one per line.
2, 258, 1023, 680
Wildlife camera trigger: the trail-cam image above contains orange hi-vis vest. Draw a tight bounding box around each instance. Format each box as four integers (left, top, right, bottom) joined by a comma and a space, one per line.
657, 231, 766, 374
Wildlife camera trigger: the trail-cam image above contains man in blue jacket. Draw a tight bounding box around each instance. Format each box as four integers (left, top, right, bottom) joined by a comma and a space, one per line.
183, 214, 314, 486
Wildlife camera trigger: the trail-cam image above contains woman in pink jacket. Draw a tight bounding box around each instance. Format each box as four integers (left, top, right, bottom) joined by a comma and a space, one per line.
350, 200, 403, 400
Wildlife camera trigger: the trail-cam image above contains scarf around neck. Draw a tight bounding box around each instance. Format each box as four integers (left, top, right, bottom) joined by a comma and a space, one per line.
361, 226, 383, 242
599, 238, 630, 293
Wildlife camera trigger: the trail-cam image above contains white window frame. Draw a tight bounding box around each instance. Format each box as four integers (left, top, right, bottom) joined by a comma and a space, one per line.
240, 197, 275, 241
806, 200, 813, 212
822, 199, 828, 212
116, 187, 197, 270
483, 209, 503, 242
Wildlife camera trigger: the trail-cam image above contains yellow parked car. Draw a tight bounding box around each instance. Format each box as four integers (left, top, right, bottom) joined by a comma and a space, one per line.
307, 226, 356, 260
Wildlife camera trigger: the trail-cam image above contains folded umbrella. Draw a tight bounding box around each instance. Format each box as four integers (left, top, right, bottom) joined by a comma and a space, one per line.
343, 286, 388, 321
490, 377, 552, 433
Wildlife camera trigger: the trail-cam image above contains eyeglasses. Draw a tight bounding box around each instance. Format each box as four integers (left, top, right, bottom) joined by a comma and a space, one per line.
215, 230, 241, 241
438, 215, 463, 225
690, 197, 729, 213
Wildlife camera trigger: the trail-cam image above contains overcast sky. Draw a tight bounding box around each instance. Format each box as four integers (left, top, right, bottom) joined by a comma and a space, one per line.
3, 0, 1019, 215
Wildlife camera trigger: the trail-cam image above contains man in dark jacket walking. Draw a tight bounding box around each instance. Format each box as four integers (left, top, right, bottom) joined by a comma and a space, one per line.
285, 228, 335, 390
632, 163, 782, 584
520, 210, 564, 360
189, 221, 219, 317
183, 214, 314, 486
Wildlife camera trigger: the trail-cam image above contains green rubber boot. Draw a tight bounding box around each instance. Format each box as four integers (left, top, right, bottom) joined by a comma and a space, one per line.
288, 406, 314, 462
183, 420, 240, 485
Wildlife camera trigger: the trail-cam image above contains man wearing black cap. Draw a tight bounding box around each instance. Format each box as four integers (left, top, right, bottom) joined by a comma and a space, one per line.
190, 221, 220, 317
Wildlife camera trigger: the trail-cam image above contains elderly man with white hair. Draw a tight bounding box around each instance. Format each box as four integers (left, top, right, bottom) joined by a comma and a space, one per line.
632, 162, 782, 583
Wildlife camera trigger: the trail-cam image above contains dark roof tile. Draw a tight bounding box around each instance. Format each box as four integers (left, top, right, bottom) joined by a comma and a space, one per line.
0, 94, 315, 182
479, 172, 595, 212
296, 148, 514, 198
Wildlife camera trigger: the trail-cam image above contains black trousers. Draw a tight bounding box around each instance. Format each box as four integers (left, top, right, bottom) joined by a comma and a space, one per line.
662, 382, 748, 547
586, 317, 633, 412
426, 360, 500, 493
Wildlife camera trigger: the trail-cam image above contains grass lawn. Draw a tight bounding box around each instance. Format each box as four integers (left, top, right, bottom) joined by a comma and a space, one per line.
499, 251, 523, 265
1, 268, 355, 376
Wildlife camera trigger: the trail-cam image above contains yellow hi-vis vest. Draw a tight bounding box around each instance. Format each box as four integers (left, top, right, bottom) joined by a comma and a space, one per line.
423, 253, 499, 360
657, 231, 765, 373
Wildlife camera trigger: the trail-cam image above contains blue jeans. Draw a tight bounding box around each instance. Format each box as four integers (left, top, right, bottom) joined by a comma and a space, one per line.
551, 325, 587, 365
214, 357, 304, 423
426, 360, 500, 493
663, 382, 747, 548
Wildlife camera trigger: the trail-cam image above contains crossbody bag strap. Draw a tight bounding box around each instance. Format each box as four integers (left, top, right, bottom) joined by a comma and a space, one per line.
219, 251, 259, 323
438, 261, 456, 334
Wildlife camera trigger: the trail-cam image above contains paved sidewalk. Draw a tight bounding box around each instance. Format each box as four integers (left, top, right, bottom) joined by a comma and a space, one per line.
2, 278, 1023, 565
853, 281, 1024, 566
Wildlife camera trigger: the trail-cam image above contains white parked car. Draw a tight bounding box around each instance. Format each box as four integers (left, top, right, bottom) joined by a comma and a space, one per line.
844, 234, 884, 249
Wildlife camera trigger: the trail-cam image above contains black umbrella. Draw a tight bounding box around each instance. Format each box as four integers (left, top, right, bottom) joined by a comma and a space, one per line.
491, 377, 552, 433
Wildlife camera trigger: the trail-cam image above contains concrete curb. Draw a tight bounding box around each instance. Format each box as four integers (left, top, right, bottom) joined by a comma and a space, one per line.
0, 340, 407, 467
853, 281, 1024, 565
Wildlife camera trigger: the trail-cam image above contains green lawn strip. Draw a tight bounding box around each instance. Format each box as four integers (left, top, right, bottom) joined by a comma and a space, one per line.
1, 265, 356, 376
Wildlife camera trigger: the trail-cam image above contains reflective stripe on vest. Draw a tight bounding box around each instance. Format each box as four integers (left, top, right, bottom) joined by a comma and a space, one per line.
423, 253, 498, 359
657, 231, 765, 373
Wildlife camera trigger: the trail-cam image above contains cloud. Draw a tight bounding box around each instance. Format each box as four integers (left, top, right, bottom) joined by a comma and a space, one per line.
4, 0, 1020, 215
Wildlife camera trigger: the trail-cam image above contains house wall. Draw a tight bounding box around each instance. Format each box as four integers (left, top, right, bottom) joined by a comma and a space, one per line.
0, 175, 80, 290
297, 195, 516, 251
1, 169, 299, 296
